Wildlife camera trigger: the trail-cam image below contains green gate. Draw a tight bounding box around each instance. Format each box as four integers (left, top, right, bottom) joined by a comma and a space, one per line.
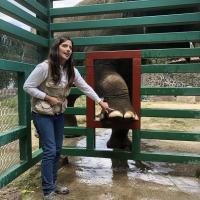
0, 0, 200, 188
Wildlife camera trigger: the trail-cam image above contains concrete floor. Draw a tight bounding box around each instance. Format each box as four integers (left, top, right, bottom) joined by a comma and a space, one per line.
23, 156, 200, 200
23, 130, 200, 200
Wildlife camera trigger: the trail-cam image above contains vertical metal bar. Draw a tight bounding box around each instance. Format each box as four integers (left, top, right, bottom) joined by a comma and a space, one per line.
132, 51, 141, 160
132, 129, 141, 160
36, 0, 50, 62
18, 72, 32, 161
86, 53, 95, 128
132, 51, 141, 129
86, 128, 95, 150
36, 1, 50, 149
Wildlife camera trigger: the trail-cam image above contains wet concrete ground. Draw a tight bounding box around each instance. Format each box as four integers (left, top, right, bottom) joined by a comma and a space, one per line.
57, 159, 200, 200
23, 129, 200, 200
24, 156, 200, 200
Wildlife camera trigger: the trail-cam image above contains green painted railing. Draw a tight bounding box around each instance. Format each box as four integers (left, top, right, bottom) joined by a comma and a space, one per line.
0, 0, 49, 187
0, 0, 200, 188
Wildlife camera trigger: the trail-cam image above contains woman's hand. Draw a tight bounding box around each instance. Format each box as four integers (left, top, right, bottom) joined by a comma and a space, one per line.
45, 95, 63, 106
98, 100, 114, 113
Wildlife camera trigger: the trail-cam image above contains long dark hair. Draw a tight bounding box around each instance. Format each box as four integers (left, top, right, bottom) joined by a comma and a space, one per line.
48, 36, 75, 87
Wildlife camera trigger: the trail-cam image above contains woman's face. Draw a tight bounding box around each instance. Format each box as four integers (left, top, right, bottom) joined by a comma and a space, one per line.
58, 40, 72, 64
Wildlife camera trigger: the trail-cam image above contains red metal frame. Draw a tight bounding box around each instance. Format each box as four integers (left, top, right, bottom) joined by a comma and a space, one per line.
86, 50, 141, 129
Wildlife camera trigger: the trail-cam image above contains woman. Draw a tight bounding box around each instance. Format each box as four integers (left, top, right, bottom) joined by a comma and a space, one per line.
23, 36, 113, 200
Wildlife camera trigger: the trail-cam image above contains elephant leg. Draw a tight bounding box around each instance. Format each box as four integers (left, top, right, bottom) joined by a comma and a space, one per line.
107, 129, 151, 170
98, 72, 138, 120
107, 128, 131, 168
107, 128, 131, 150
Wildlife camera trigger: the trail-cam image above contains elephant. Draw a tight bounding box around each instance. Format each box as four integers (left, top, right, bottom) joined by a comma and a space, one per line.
60, 0, 199, 154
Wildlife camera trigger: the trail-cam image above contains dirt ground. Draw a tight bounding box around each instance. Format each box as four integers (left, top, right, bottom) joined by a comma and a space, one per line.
2, 101, 200, 200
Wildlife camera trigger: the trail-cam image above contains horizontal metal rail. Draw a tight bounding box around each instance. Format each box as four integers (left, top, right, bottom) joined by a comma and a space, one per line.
137, 151, 200, 163
50, 0, 200, 17
0, 126, 26, 147
62, 147, 132, 159
74, 48, 200, 60
61, 147, 200, 163
0, 59, 34, 72
140, 129, 200, 141
141, 87, 200, 96
51, 12, 200, 32
75, 63, 200, 74
141, 108, 200, 118
64, 106, 200, 119
142, 48, 200, 58
70, 87, 200, 96
72, 31, 200, 46
0, 0, 48, 32
15, 0, 48, 18
64, 126, 88, 136
64, 107, 86, 115
142, 63, 200, 73
0, 19, 48, 47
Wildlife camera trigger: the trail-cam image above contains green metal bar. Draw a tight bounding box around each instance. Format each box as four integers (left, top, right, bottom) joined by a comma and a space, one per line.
50, 0, 200, 17
0, 59, 34, 72
48, 0, 53, 43
72, 31, 200, 46
140, 130, 200, 141
61, 147, 132, 160
64, 107, 86, 115
132, 129, 141, 159
0, 0, 48, 32
141, 87, 200, 96
18, 73, 27, 127
141, 108, 200, 118
141, 63, 200, 73
18, 72, 32, 162
142, 48, 200, 58
51, 12, 200, 32
74, 48, 200, 60
70, 88, 84, 95
86, 128, 95, 150
0, 149, 42, 188
137, 151, 200, 164
36, 0, 51, 63
74, 52, 85, 61
0, 19, 48, 47
36, 0, 51, 62
0, 126, 26, 147
15, 0, 48, 17
76, 66, 85, 75
64, 126, 88, 136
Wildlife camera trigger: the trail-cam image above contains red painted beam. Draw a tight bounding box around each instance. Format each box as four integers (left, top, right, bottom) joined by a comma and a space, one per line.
86, 50, 141, 129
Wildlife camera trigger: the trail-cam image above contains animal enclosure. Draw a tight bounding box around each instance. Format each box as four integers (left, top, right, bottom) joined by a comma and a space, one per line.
0, 0, 200, 188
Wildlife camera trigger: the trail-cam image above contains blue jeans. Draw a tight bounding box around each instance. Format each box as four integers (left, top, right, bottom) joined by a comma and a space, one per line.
32, 112, 64, 195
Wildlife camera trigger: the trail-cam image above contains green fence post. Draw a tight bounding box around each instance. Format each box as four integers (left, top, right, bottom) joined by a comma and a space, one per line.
132, 129, 141, 160
18, 71, 32, 162
87, 128, 95, 149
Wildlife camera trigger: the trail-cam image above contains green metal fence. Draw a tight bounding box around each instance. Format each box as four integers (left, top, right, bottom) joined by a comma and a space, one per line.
0, 0, 50, 187
0, 0, 200, 188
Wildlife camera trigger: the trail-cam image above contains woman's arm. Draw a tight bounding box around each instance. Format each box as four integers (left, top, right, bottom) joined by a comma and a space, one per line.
73, 68, 101, 102
23, 62, 48, 99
